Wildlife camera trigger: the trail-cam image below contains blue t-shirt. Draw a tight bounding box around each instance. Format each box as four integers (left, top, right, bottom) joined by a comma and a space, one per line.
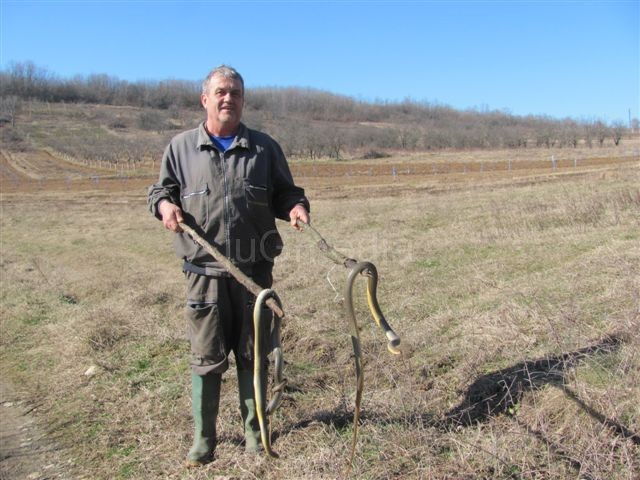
210, 135, 235, 152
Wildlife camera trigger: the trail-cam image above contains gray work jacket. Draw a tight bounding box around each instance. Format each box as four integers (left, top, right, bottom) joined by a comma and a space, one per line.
148, 122, 309, 275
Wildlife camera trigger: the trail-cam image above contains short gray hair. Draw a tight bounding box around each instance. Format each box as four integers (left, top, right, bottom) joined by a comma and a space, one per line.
202, 65, 244, 95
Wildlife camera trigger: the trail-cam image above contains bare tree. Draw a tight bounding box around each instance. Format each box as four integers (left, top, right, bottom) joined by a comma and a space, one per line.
594, 121, 609, 147
297, 128, 318, 160
398, 128, 419, 150
610, 121, 626, 146
138, 109, 168, 133
0, 95, 21, 126
326, 126, 345, 160
274, 121, 301, 158
584, 122, 596, 148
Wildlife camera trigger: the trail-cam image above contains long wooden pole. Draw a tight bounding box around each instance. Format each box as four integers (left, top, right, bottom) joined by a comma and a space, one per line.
178, 222, 285, 319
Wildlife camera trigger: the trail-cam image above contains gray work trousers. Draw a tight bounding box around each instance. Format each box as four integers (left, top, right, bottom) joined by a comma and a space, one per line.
184, 263, 273, 375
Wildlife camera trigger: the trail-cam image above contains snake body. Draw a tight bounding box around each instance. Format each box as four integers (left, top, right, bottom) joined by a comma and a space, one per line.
344, 261, 402, 463
253, 288, 285, 458
295, 220, 402, 462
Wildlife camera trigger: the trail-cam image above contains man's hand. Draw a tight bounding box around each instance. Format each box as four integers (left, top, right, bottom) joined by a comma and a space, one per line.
158, 200, 184, 232
289, 204, 310, 231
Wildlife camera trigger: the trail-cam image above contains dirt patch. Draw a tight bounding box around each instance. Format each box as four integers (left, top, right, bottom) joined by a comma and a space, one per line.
2, 149, 112, 181
0, 382, 70, 480
0, 150, 154, 194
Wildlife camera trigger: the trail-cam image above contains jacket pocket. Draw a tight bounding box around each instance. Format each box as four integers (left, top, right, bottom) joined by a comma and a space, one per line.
244, 182, 282, 261
181, 184, 209, 226
245, 182, 269, 208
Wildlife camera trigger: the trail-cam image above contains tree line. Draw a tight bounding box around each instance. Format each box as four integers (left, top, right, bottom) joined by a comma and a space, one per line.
0, 61, 632, 159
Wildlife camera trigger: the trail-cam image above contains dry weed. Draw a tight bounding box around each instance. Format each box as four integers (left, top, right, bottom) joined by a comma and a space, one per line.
1, 163, 638, 479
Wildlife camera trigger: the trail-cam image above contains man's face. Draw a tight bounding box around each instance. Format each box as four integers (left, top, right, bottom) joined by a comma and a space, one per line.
201, 74, 244, 134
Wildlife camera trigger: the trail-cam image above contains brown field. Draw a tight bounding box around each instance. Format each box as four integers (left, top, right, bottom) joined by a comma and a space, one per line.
2, 149, 114, 180
2, 142, 638, 197
1, 136, 639, 479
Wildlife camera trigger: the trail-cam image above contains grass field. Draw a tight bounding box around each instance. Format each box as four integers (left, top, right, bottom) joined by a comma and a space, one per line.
1, 134, 639, 479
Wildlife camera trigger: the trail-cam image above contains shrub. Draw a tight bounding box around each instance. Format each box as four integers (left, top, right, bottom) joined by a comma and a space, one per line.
362, 150, 390, 159
137, 110, 167, 132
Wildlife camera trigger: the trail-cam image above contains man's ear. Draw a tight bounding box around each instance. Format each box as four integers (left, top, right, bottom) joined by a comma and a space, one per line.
200, 93, 208, 109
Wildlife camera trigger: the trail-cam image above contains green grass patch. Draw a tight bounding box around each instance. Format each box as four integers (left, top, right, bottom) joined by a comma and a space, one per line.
117, 461, 139, 479
414, 258, 440, 269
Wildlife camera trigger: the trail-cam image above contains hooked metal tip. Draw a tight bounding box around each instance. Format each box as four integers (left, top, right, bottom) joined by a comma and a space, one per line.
386, 332, 402, 355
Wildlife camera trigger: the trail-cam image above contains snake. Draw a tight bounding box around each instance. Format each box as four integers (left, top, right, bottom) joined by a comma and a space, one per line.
296, 220, 402, 464
344, 261, 402, 463
253, 288, 286, 459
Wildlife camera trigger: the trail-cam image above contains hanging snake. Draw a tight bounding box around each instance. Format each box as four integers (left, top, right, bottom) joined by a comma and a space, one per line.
296, 220, 402, 463
253, 288, 286, 458
179, 220, 402, 462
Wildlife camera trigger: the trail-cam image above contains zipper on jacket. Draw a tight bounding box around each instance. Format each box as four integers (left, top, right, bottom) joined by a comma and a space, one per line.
181, 186, 209, 199
219, 149, 232, 258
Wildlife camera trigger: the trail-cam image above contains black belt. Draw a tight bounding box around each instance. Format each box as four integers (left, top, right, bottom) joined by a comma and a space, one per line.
183, 260, 272, 277
183, 261, 248, 277
182, 261, 209, 276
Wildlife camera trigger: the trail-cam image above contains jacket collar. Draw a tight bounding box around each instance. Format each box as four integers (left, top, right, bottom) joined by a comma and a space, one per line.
196, 122, 250, 151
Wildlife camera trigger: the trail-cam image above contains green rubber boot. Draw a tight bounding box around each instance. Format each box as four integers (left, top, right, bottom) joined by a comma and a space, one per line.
186, 372, 221, 466
237, 368, 267, 453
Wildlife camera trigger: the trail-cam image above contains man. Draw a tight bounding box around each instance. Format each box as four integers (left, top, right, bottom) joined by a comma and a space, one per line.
148, 65, 309, 466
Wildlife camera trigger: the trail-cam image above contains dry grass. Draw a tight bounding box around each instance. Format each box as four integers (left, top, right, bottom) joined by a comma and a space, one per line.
1, 155, 638, 479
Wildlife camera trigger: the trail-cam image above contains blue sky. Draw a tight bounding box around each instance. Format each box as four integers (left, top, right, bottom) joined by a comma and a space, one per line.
1, 1, 638, 123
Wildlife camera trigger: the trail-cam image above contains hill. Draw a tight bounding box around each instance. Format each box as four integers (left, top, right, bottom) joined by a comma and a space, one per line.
1, 62, 631, 162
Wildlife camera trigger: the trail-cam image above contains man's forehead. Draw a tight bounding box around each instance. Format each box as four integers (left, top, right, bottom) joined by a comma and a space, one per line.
211, 75, 243, 90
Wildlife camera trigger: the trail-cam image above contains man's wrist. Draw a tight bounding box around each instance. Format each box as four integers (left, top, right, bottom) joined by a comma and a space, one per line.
157, 198, 172, 211
156, 199, 174, 219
